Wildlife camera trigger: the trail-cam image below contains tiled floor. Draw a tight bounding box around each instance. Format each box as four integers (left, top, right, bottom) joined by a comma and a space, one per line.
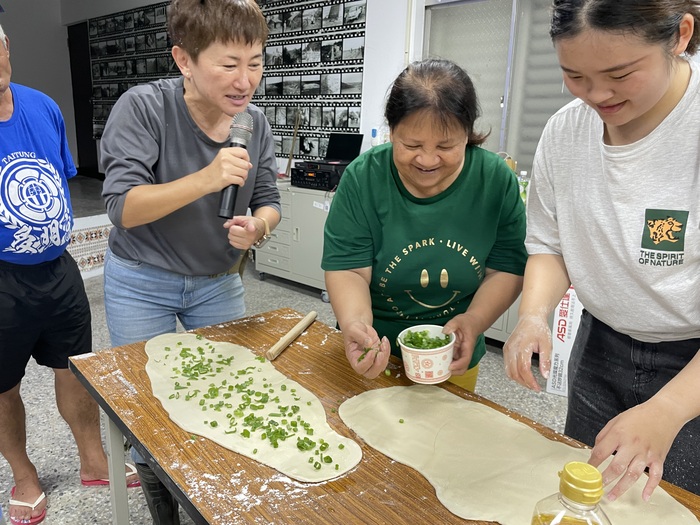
0, 175, 568, 524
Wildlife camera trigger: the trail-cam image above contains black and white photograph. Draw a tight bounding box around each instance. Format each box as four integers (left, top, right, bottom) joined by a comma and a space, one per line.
264, 106, 276, 127
91, 63, 101, 80
347, 106, 361, 128
155, 5, 167, 24
156, 31, 168, 50
322, 5, 344, 28
134, 10, 145, 29
342, 36, 365, 61
255, 81, 265, 97
344, 0, 367, 25
136, 58, 147, 75
321, 73, 341, 95
309, 106, 322, 127
157, 56, 171, 74
265, 45, 283, 66
284, 10, 302, 32
126, 59, 136, 76
265, 76, 283, 96
135, 34, 146, 52
341, 71, 363, 95
318, 135, 330, 158
322, 107, 335, 128
282, 75, 301, 96
143, 8, 156, 27
273, 134, 283, 155
114, 14, 125, 33
282, 135, 299, 156
125, 36, 135, 53
334, 107, 349, 128
146, 57, 158, 74
145, 33, 157, 51
301, 74, 321, 96
266, 13, 284, 34
282, 43, 302, 65
321, 39, 343, 62
302, 41, 321, 63
299, 135, 318, 156
302, 8, 322, 31
124, 12, 134, 30
275, 106, 287, 126
89, 20, 98, 37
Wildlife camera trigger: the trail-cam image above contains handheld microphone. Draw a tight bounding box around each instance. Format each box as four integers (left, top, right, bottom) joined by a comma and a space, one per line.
218, 111, 254, 219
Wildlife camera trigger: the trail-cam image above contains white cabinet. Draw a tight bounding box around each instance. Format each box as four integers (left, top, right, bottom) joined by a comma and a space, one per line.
255, 184, 333, 301
484, 295, 521, 343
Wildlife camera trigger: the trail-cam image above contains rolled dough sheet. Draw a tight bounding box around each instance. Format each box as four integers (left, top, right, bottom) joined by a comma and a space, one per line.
145, 333, 362, 482
339, 385, 698, 525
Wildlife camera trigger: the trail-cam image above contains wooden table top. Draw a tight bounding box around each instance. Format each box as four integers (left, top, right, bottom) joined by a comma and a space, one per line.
69, 308, 700, 525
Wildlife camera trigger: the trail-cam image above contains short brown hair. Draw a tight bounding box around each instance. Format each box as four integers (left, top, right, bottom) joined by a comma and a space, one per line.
168, 0, 268, 61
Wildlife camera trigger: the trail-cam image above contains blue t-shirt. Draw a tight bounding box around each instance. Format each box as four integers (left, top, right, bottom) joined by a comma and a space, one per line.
0, 83, 77, 264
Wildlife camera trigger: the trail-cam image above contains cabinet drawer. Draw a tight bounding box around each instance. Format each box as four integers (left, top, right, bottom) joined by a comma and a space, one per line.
258, 242, 290, 258
256, 254, 290, 272
271, 229, 291, 245
275, 217, 291, 234
281, 201, 291, 219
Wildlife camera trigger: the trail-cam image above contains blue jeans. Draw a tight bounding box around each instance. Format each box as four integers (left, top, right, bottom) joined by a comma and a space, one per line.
104, 249, 246, 347
565, 310, 700, 495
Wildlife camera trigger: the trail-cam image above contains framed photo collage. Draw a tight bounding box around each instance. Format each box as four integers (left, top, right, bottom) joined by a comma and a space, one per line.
87, 0, 367, 160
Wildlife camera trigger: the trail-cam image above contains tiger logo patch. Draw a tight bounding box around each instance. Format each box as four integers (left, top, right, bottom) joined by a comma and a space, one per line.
646, 217, 683, 245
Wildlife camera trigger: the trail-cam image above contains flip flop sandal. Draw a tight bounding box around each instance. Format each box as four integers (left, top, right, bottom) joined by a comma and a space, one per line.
80, 461, 141, 488
9, 486, 47, 525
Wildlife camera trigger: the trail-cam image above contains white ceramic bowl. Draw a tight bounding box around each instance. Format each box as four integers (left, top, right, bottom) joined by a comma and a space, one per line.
397, 324, 455, 384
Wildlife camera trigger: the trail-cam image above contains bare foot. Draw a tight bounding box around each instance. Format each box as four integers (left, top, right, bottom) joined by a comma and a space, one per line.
9, 478, 47, 524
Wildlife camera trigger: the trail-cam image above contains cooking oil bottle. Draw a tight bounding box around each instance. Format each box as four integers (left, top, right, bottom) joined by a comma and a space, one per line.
531, 461, 613, 525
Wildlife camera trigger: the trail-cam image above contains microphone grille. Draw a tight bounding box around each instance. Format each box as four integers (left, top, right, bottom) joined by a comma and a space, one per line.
230, 112, 254, 145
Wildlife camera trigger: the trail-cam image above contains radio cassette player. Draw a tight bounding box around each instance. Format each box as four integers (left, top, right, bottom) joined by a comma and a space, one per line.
291, 161, 349, 191
291, 132, 363, 191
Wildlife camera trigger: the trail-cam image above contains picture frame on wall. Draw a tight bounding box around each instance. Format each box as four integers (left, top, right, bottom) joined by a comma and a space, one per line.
253, 0, 366, 160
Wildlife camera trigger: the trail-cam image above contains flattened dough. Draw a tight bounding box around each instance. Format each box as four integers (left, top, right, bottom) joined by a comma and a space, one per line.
339, 385, 698, 525
145, 333, 362, 482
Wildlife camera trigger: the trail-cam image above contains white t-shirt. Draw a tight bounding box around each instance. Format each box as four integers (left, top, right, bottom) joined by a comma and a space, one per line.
527, 59, 700, 343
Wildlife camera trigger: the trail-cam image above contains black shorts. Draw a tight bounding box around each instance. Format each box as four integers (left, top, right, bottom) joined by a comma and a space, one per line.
0, 251, 92, 393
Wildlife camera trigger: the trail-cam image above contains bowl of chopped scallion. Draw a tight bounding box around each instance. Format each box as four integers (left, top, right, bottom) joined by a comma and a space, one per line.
397, 325, 455, 384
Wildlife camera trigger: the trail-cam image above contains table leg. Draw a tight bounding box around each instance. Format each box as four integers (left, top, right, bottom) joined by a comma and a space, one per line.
103, 409, 130, 525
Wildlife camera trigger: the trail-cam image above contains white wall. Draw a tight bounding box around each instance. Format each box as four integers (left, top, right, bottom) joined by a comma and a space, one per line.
358, 0, 411, 151
1, 0, 76, 159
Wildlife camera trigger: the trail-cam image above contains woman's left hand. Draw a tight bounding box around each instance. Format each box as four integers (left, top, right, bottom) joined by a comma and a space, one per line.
223, 216, 262, 249
588, 399, 683, 502
443, 313, 480, 375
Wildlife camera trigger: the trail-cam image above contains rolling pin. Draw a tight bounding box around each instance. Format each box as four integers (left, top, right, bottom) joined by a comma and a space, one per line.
265, 311, 318, 360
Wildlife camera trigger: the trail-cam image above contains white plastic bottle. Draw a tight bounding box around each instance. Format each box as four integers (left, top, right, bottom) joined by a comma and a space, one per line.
370, 128, 379, 147
531, 461, 613, 525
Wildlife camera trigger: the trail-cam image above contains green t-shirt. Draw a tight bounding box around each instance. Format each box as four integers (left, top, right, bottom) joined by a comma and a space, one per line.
322, 143, 527, 367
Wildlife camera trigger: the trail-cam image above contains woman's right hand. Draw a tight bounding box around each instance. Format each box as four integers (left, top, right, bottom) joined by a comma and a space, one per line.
502, 315, 552, 391
342, 321, 390, 379
203, 146, 252, 194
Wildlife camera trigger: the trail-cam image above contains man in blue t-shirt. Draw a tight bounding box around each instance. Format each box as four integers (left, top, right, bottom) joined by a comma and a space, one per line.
0, 24, 138, 525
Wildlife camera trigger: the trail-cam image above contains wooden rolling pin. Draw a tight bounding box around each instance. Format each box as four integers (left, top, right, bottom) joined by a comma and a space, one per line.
265, 311, 318, 360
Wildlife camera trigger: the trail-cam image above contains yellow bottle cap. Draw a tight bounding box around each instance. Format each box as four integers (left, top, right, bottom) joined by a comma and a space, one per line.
559, 462, 604, 505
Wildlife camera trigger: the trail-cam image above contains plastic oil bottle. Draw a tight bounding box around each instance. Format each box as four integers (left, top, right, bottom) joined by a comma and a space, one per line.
531, 461, 613, 525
